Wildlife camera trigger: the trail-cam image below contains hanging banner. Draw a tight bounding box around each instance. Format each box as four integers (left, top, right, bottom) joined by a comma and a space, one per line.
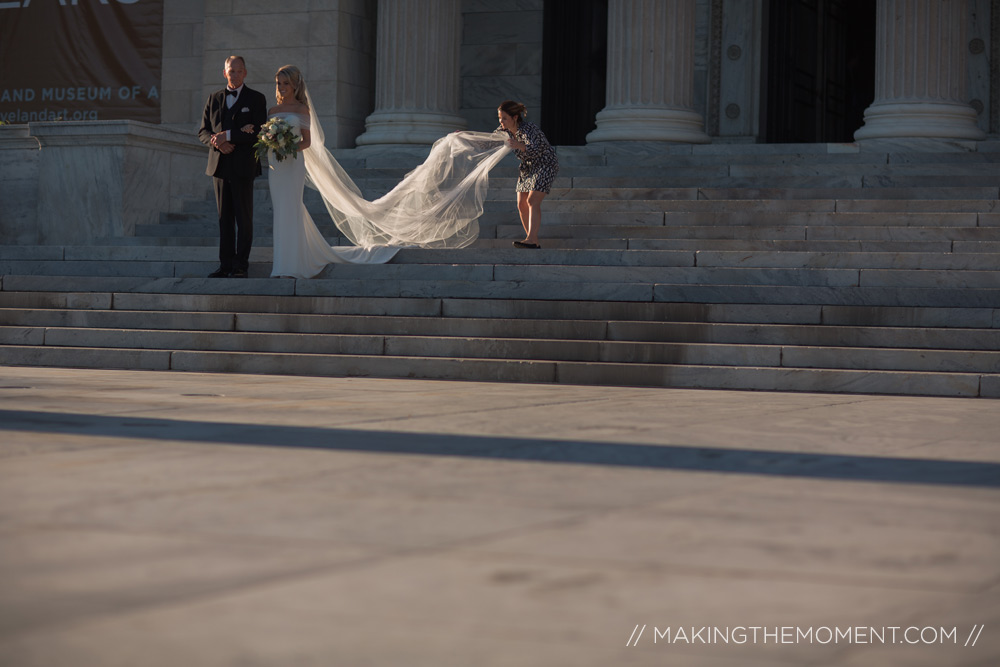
0, 0, 164, 123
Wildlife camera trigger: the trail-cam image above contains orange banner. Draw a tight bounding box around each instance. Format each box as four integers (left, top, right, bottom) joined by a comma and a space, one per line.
0, 0, 163, 123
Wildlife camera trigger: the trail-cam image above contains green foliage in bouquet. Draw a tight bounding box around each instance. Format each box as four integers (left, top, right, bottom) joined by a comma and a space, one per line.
255, 116, 300, 163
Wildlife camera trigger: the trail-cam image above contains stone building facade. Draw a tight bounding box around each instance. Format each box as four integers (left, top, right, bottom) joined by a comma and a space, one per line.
157, 0, 1000, 146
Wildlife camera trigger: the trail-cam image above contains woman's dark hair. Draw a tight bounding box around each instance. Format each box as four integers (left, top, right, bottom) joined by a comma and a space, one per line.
498, 100, 527, 125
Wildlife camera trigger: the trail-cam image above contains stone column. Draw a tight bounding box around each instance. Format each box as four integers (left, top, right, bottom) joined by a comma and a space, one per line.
586, 0, 709, 143
854, 0, 985, 140
356, 0, 466, 145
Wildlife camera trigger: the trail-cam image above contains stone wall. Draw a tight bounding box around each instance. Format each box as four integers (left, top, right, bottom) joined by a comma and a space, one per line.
161, 0, 207, 132
458, 0, 544, 132
160, 0, 550, 140
169, 0, 379, 149
0, 126, 41, 246
0, 122, 206, 245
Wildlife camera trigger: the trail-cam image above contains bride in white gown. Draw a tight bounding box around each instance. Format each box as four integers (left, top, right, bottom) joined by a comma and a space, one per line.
255, 65, 511, 279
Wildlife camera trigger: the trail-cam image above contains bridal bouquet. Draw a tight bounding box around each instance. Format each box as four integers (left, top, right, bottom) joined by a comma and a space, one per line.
255, 117, 300, 162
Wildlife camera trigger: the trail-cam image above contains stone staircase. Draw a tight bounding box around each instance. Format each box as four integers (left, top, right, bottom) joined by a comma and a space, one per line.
1, 143, 999, 397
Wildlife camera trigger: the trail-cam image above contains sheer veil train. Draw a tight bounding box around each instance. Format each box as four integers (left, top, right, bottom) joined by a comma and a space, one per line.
301, 91, 511, 250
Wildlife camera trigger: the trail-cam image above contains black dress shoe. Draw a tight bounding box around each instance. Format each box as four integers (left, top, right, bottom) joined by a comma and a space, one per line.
229, 269, 248, 278
208, 267, 230, 278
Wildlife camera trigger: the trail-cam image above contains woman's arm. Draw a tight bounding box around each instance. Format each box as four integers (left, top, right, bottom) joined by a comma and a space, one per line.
508, 137, 527, 152
497, 126, 527, 153
519, 124, 544, 160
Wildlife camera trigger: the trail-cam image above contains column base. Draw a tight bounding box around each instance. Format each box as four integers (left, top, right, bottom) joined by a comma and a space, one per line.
355, 111, 467, 146
586, 107, 710, 143
854, 102, 986, 141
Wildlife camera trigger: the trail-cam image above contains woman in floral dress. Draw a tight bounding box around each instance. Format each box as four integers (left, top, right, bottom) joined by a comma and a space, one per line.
496, 100, 559, 248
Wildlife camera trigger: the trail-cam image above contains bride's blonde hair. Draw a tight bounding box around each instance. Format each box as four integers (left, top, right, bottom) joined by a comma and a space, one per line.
275, 65, 308, 105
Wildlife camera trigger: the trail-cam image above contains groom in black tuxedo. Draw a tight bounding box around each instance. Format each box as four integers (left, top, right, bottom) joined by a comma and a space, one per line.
198, 55, 268, 278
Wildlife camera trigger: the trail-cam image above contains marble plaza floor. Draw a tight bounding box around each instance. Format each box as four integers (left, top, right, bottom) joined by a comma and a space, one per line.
0, 366, 997, 666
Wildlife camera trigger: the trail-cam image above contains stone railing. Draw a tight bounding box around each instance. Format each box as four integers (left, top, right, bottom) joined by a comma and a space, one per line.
0, 121, 209, 245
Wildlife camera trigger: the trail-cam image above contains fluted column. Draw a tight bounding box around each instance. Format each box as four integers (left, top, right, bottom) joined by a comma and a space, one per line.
356, 0, 466, 145
587, 0, 709, 143
854, 0, 985, 140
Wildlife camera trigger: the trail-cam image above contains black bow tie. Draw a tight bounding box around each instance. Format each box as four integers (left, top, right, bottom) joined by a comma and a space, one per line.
226, 89, 239, 98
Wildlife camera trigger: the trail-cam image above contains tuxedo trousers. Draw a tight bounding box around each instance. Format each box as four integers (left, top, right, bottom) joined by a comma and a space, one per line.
213, 176, 255, 272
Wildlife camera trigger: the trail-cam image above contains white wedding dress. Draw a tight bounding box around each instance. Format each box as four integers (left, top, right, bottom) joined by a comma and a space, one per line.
268, 112, 396, 278
267, 97, 511, 279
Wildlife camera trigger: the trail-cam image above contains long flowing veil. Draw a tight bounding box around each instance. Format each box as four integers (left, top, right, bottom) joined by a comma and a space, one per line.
302, 91, 511, 249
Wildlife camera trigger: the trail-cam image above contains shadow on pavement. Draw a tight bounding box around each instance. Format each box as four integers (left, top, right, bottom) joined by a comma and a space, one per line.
3, 409, 999, 488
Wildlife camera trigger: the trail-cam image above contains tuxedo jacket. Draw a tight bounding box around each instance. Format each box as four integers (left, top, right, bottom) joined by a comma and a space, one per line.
198, 85, 268, 180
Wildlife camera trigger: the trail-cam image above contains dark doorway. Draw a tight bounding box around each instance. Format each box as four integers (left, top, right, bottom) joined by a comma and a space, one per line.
541, 0, 608, 145
761, 0, 876, 143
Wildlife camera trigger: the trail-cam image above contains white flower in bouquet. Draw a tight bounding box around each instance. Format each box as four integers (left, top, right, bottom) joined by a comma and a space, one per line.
255, 116, 300, 163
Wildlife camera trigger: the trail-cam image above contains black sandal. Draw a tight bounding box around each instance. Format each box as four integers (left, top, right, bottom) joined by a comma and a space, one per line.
512, 240, 540, 249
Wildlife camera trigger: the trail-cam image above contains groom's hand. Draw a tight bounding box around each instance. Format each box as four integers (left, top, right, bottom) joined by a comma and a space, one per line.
217, 141, 235, 154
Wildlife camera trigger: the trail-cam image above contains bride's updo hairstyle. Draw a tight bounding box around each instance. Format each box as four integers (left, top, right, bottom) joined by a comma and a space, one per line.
498, 100, 527, 126
275, 65, 308, 105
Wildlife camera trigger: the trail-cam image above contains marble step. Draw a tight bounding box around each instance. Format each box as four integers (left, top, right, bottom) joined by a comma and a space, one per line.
406, 248, 1000, 270
132, 221, 1000, 243
602, 175, 1000, 189
544, 198, 998, 213
349, 173, 1000, 195
343, 146, 1000, 169
740, 164, 1000, 178
508, 184, 999, 199
4, 247, 999, 272
0, 343, 992, 398
541, 192, 1000, 211
3, 275, 999, 307
626, 239, 976, 252
356, 174, 1000, 191
4, 291, 995, 328
2, 310, 996, 351
546, 211, 995, 227
685, 186, 999, 200
487, 224, 1000, 241
497, 224, 1000, 241
20, 244, 996, 268
487, 239, 1000, 252
3, 323, 998, 375
7, 259, 1000, 289
111, 232, 1000, 253
100, 235, 636, 249
155, 210, 995, 228
435, 297, 1000, 328
175, 188, 1000, 215
690, 251, 1000, 270
340, 161, 1000, 180
101, 236, 994, 252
